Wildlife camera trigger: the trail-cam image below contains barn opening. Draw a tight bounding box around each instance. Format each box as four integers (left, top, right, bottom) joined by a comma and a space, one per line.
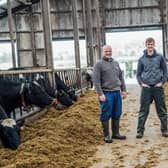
0, 41, 17, 70
105, 26, 163, 84
52, 39, 87, 69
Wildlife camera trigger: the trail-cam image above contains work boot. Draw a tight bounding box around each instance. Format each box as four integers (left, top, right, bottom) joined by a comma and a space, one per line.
136, 132, 143, 139
112, 119, 126, 140
101, 121, 113, 143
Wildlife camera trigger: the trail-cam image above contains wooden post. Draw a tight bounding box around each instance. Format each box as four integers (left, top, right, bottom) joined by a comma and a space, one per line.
41, 0, 54, 87
41, 0, 53, 69
29, 6, 37, 67
159, 0, 167, 57
165, 0, 168, 57
95, 0, 102, 60
14, 14, 20, 67
72, 0, 81, 69
99, 0, 106, 45
72, 0, 82, 91
85, 0, 94, 67
7, 0, 16, 68
82, 0, 89, 66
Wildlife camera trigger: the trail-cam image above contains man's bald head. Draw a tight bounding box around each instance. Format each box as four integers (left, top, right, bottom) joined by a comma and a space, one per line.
102, 45, 112, 58
103, 45, 112, 50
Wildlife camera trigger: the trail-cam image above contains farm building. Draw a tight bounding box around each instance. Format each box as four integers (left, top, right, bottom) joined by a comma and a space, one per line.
0, 0, 168, 167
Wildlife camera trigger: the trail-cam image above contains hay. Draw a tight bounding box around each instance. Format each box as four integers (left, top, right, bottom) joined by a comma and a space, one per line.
0, 91, 103, 168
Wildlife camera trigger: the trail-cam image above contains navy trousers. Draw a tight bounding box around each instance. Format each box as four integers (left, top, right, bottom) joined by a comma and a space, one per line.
99, 90, 122, 121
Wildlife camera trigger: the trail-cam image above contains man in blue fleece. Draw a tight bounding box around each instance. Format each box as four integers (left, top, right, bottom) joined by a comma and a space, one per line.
93, 45, 127, 143
136, 37, 168, 138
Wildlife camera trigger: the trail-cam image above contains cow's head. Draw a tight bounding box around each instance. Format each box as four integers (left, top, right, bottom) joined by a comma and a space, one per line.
57, 89, 73, 106
67, 89, 77, 102
24, 81, 57, 107
0, 105, 21, 150
0, 119, 21, 150
35, 74, 57, 98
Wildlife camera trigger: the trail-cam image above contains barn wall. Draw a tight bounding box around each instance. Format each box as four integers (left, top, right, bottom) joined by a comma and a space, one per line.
103, 0, 161, 27
0, 0, 166, 67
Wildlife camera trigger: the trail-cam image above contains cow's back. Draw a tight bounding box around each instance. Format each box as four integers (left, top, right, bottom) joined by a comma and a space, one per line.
0, 78, 21, 97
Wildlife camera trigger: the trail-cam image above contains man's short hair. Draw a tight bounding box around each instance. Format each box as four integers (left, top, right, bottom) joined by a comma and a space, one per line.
145, 37, 155, 45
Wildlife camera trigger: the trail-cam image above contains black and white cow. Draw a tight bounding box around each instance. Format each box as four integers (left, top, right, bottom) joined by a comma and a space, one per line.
0, 103, 21, 150
0, 77, 57, 116
82, 69, 93, 88
54, 73, 78, 102
35, 73, 77, 107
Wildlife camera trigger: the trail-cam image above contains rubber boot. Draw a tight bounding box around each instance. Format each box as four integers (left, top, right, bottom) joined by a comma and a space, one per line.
112, 119, 126, 140
136, 132, 144, 139
101, 121, 112, 143
160, 114, 168, 137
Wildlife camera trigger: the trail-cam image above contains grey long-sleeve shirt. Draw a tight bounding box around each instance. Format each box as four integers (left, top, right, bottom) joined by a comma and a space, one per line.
93, 57, 126, 96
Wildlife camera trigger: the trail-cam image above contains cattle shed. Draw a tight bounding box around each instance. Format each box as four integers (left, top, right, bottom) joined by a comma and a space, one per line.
0, 0, 168, 90
1, 0, 168, 167
0, 0, 168, 68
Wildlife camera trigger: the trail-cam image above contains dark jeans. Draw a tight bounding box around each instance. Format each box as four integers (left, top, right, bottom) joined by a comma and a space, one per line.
137, 86, 167, 134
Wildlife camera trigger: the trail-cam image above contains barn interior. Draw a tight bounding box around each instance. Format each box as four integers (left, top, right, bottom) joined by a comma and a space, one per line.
0, 0, 168, 167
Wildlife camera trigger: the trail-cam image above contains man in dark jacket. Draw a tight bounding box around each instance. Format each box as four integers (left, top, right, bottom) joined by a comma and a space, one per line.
93, 45, 127, 143
136, 37, 168, 138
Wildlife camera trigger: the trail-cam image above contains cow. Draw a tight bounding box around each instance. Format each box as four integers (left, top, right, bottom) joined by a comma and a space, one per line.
0, 77, 57, 117
54, 73, 78, 102
0, 103, 21, 150
82, 69, 93, 88
35, 74, 73, 107
7, 68, 77, 105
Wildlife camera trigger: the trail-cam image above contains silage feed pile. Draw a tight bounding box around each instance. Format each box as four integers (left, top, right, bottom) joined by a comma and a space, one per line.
0, 90, 103, 168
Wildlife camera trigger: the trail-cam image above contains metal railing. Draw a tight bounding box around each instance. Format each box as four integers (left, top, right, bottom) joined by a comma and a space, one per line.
0, 68, 52, 120
0, 67, 93, 121
55, 68, 81, 90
